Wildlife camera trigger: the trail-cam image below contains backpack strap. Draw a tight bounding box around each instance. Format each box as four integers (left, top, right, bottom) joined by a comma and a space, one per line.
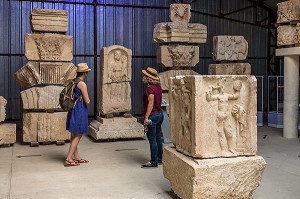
73, 78, 83, 108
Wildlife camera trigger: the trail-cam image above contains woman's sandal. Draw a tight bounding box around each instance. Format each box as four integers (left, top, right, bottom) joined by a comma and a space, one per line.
64, 159, 80, 167
74, 158, 89, 163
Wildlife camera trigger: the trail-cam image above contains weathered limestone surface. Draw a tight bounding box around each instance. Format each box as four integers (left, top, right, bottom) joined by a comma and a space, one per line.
163, 146, 266, 199
158, 70, 199, 91
89, 117, 144, 140
170, 4, 191, 24
31, 8, 68, 33
277, 0, 300, 24
15, 62, 76, 87
153, 22, 207, 43
100, 45, 132, 115
169, 75, 257, 158
23, 112, 69, 142
277, 24, 300, 46
213, 36, 248, 61
25, 34, 73, 61
209, 63, 251, 75
21, 86, 64, 110
0, 96, 7, 122
0, 124, 16, 145
157, 46, 199, 67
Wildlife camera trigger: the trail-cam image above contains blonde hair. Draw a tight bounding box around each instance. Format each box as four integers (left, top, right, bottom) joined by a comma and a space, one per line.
143, 76, 160, 85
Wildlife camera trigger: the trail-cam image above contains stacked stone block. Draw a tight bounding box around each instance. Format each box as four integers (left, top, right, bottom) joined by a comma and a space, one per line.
164, 75, 266, 199
88, 45, 144, 140
0, 96, 16, 147
209, 36, 251, 75
15, 9, 76, 146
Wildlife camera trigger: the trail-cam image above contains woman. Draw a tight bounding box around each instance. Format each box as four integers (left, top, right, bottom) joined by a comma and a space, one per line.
65, 63, 91, 167
141, 67, 164, 168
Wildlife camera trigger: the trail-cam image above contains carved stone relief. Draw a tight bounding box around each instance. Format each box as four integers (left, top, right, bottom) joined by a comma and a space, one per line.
157, 46, 199, 67
170, 4, 191, 24
25, 34, 73, 61
15, 62, 76, 87
208, 63, 251, 75
31, 8, 68, 33
0, 124, 16, 145
277, 25, 298, 46
277, 0, 300, 24
0, 96, 7, 122
169, 75, 257, 158
213, 36, 248, 61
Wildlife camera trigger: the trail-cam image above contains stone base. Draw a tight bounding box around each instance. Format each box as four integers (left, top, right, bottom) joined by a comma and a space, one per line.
89, 117, 144, 140
163, 146, 266, 199
0, 123, 16, 145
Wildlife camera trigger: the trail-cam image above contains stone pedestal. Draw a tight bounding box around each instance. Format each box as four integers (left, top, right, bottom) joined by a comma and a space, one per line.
163, 146, 266, 199
0, 124, 16, 146
89, 117, 144, 140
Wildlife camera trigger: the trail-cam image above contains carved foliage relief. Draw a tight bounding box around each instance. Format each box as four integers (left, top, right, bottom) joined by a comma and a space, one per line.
170, 4, 191, 24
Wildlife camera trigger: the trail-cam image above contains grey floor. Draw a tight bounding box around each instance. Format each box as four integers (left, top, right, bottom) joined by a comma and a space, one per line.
0, 126, 300, 199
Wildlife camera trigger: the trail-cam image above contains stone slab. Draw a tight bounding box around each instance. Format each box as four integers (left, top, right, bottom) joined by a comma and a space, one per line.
88, 117, 144, 140
21, 86, 64, 110
15, 62, 76, 87
169, 75, 257, 158
0, 124, 16, 145
163, 146, 266, 199
213, 36, 248, 61
23, 112, 69, 142
276, 46, 300, 56
31, 8, 68, 33
157, 46, 199, 68
208, 63, 251, 75
0, 96, 7, 122
170, 4, 191, 24
158, 70, 199, 91
25, 34, 73, 61
277, 0, 300, 24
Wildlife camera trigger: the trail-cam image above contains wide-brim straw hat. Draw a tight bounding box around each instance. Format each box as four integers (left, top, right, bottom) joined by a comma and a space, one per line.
142, 67, 159, 81
77, 63, 91, 72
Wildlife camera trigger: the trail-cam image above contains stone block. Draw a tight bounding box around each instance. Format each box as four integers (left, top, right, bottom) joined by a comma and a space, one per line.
213, 36, 248, 61
153, 22, 207, 44
0, 124, 16, 145
169, 75, 257, 158
157, 46, 199, 67
163, 146, 266, 199
21, 86, 64, 110
157, 70, 199, 91
99, 82, 131, 115
277, 24, 300, 46
25, 34, 73, 61
170, 4, 191, 24
208, 63, 251, 75
31, 8, 68, 33
15, 62, 76, 87
23, 112, 69, 142
88, 117, 144, 140
277, 0, 300, 24
0, 96, 7, 122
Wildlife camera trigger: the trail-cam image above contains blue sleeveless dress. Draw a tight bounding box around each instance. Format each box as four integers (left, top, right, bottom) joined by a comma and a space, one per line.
66, 82, 88, 134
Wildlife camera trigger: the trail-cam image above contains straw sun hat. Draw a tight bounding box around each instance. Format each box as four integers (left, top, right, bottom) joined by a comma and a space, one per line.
142, 67, 159, 81
77, 63, 91, 72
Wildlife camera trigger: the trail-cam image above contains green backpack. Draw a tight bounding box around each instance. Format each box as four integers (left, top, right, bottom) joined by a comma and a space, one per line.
59, 79, 81, 111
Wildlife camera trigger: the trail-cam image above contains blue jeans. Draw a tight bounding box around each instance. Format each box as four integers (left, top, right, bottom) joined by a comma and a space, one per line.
147, 112, 164, 165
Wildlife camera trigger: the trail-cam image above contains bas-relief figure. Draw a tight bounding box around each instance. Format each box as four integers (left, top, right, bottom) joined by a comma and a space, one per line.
109, 50, 128, 82
0, 96, 7, 122
277, 0, 300, 24
213, 36, 248, 61
170, 4, 191, 24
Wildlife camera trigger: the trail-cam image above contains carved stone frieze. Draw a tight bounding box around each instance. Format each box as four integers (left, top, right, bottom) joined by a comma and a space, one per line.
0, 124, 16, 145
153, 22, 207, 44
31, 8, 68, 33
157, 46, 199, 67
170, 4, 191, 24
277, 25, 299, 46
15, 62, 76, 87
277, 0, 300, 24
163, 147, 266, 199
0, 96, 7, 122
208, 63, 251, 75
25, 34, 73, 61
21, 86, 64, 110
213, 36, 248, 61
23, 112, 69, 142
169, 75, 257, 158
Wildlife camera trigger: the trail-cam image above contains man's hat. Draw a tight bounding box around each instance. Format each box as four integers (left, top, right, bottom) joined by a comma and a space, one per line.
142, 67, 159, 81
77, 63, 91, 72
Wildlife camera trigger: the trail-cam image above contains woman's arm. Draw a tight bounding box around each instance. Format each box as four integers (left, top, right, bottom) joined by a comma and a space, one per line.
77, 81, 90, 105
144, 94, 154, 126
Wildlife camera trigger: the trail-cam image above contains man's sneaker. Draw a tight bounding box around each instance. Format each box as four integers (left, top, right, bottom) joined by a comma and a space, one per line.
158, 160, 162, 165
141, 162, 158, 168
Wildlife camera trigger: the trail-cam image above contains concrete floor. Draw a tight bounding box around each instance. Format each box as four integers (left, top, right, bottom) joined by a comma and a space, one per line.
0, 126, 300, 199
